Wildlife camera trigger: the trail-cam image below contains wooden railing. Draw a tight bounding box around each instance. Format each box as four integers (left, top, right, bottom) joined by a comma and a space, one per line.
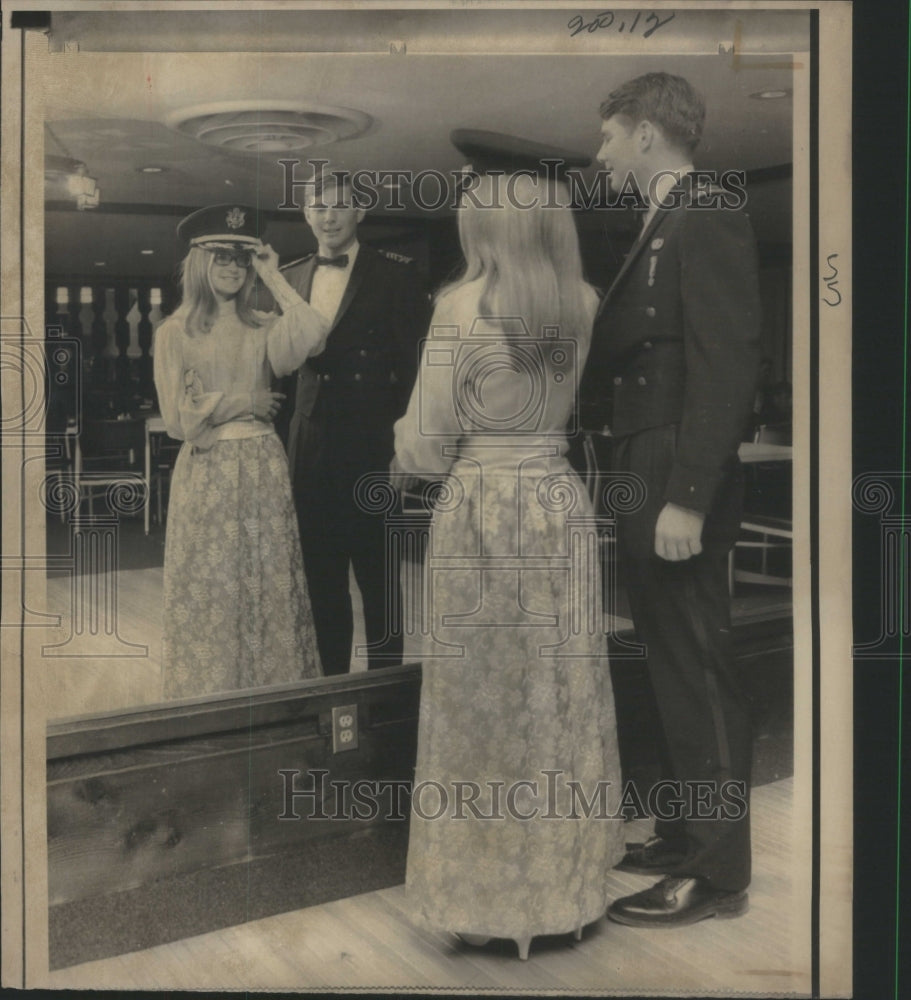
45, 278, 179, 417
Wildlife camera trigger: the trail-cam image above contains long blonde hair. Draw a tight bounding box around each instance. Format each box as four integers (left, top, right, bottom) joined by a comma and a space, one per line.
178, 247, 266, 336
439, 173, 594, 350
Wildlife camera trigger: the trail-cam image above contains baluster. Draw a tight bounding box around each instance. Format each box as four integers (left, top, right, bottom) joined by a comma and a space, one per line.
46, 281, 62, 334
90, 286, 108, 381
160, 280, 179, 319
137, 285, 154, 398
67, 284, 83, 343
113, 284, 132, 401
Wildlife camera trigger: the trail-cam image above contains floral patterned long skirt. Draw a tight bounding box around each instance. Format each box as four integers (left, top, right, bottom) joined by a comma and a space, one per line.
161, 432, 321, 699
405, 458, 626, 941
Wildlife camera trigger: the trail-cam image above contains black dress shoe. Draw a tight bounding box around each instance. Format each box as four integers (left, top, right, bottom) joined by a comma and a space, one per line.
607, 876, 748, 927
615, 836, 689, 875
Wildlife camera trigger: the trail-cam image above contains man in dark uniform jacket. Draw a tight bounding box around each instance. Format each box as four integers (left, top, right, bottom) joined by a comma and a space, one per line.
282, 170, 429, 674
579, 72, 761, 925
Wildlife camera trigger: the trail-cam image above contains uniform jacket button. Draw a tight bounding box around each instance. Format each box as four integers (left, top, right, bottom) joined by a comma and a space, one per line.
637, 376, 647, 386
613, 376, 623, 386
643, 340, 653, 349
359, 349, 368, 357
323, 373, 331, 382
645, 306, 657, 318
354, 373, 362, 381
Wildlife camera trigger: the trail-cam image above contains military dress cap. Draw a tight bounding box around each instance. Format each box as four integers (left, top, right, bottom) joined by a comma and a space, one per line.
450, 128, 591, 180
176, 203, 264, 249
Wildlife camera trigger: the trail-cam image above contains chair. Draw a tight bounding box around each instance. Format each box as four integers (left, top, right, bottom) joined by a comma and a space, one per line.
73, 418, 149, 530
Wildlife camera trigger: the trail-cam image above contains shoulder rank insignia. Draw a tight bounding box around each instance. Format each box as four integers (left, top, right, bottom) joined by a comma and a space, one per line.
650, 237, 664, 251
378, 249, 413, 264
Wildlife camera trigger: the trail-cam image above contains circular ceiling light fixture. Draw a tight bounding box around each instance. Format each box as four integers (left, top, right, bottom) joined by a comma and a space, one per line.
137, 165, 167, 174
749, 89, 790, 100
165, 100, 373, 154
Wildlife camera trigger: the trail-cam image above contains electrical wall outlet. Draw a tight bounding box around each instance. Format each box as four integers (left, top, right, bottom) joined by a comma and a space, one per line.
331, 704, 359, 753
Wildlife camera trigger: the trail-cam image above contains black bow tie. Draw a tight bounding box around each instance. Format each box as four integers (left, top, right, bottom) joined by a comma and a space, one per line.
316, 254, 349, 268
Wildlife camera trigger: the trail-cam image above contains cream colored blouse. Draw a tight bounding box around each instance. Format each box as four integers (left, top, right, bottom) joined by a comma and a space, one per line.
154, 296, 328, 453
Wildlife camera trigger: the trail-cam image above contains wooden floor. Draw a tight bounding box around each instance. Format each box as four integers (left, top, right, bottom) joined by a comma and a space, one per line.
42, 564, 635, 720
42, 559, 786, 722
41, 777, 810, 995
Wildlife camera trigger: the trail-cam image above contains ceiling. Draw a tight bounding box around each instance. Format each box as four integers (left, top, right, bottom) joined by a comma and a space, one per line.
40, 7, 805, 281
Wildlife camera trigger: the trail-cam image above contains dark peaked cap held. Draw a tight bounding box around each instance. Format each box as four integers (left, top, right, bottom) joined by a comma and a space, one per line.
176, 203, 265, 248
450, 128, 591, 180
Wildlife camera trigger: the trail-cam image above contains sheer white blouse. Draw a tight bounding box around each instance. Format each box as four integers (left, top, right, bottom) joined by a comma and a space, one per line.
154, 284, 328, 453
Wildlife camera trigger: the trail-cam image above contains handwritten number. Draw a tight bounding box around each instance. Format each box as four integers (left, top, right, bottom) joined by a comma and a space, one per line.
643, 12, 676, 38
568, 10, 675, 38
823, 253, 842, 307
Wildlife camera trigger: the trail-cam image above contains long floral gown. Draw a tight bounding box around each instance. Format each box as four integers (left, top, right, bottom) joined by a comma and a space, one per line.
394, 282, 625, 943
153, 298, 327, 699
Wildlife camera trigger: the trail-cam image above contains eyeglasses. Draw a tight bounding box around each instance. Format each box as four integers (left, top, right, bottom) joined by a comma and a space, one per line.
209, 250, 253, 268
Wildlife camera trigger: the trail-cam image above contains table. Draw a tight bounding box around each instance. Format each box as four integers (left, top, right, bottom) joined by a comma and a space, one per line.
738, 441, 793, 463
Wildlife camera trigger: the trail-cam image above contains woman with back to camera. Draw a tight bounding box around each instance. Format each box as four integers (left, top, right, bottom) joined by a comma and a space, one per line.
392, 133, 625, 960
154, 204, 329, 699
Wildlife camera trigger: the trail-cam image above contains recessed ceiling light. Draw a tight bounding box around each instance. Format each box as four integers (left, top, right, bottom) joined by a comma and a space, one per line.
94, 261, 106, 267
138, 165, 166, 174
140, 249, 155, 255
750, 89, 790, 100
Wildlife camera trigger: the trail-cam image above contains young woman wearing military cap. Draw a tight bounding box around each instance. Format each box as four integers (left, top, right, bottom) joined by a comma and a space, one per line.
153, 203, 329, 698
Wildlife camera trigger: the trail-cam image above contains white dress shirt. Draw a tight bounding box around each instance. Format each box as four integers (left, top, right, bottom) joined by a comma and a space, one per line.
308, 240, 360, 324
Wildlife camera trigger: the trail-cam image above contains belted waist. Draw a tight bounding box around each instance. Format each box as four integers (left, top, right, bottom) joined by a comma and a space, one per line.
457, 434, 569, 470
212, 420, 274, 442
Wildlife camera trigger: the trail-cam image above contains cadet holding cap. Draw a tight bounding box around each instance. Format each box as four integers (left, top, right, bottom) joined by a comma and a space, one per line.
153, 203, 330, 699
281, 168, 429, 676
